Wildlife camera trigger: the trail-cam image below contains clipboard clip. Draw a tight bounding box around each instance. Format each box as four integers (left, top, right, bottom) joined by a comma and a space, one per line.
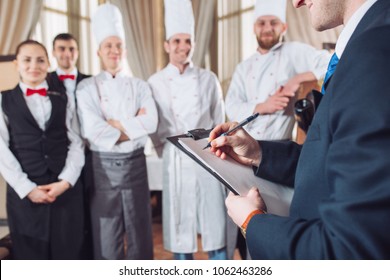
186, 128, 212, 140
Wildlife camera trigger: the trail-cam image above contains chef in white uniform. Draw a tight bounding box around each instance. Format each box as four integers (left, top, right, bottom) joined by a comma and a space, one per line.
148, 0, 227, 260
76, 3, 157, 260
225, 0, 330, 141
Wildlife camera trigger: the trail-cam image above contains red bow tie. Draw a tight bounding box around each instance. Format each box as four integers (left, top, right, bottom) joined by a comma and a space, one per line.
26, 88, 47, 97
58, 74, 75, 81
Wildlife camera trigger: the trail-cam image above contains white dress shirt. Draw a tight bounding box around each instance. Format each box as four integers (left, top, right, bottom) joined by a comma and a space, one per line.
76, 71, 158, 153
56, 68, 78, 112
335, 0, 378, 58
0, 81, 85, 199
225, 42, 330, 140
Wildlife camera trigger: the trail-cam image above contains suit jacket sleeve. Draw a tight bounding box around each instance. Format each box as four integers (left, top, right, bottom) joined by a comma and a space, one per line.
254, 140, 301, 187
246, 25, 390, 259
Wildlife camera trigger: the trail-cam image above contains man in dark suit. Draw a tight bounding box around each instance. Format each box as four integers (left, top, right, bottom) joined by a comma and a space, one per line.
209, 0, 390, 259
46, 33, 93, 259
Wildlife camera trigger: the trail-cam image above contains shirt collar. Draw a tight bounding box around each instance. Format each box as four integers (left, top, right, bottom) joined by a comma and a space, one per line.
102, 70, 126, 79
256, 42, 283, 56
166, 61, 194, 77
19, 81, 48, 95
335, 0, 377, 58
56, 68, 78, 77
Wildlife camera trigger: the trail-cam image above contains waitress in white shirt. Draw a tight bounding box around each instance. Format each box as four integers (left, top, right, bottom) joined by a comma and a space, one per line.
148, 0, 227, 260
76, 3, 157, 260
0, 40, 85, 259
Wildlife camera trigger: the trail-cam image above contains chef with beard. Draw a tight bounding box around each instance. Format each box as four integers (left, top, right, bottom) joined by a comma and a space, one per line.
225, 0, 330, 142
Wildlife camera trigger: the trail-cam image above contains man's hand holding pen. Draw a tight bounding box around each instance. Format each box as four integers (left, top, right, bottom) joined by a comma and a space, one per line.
208, 122, 261, 167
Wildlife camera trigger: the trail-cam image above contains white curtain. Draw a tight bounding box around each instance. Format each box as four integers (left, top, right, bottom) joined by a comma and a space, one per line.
67, 0, 81, 42
0, 0, 43, 55
112, 0, 159, 80
192, 0, 217, 68
217, 0, 242, 94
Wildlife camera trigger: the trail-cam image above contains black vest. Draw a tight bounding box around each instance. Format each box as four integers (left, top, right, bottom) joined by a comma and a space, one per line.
1, 86, 69, 179
46, 71, 91, 96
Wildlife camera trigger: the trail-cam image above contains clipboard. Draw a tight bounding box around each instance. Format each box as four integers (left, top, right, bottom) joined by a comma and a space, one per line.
167, 128, 294, 216
167, 128, 241, 195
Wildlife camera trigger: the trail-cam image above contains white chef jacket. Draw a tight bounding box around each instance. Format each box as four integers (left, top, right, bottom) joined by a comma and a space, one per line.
148, 63, 226, 253
76, 71, 158, 153
149, 63, 225, 150
0, 81, 85, 199
225, 42, 330, 140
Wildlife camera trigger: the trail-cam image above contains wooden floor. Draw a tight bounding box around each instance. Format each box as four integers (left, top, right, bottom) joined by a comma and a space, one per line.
152, 217, 210, 260
150, 191, 242, 260
152, 218, 241, 260
0, 192, 242, 260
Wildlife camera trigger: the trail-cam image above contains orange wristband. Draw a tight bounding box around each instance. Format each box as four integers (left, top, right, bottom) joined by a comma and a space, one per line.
240, 209, 266, 238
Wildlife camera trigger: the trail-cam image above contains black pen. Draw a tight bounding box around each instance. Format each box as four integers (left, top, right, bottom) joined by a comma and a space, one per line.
203, 112, 260, 150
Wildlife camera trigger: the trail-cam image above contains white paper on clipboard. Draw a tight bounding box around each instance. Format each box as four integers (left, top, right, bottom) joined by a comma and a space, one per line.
178, 137, 293, 216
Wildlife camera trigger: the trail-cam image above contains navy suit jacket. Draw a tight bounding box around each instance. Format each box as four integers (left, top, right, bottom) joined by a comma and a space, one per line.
247, 0, 390, 259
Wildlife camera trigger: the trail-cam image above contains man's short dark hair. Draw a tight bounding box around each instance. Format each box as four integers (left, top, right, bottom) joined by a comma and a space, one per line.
53, 33, 78, 48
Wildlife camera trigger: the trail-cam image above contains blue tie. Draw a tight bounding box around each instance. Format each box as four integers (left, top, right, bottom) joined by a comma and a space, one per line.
321, 53, 339, 94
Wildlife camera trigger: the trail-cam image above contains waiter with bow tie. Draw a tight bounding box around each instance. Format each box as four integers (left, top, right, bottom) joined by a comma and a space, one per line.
0, 40, 86, 259
47, 33, 90, 113
46, 33, 93, 259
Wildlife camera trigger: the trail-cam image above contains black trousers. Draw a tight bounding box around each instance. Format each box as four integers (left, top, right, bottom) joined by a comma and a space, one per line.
7, 172, 86, 260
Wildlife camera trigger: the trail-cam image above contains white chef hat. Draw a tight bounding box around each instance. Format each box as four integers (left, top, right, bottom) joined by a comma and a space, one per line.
91, 3, 125, 45
164, 0, 195, 40
254, 0, 287, 23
